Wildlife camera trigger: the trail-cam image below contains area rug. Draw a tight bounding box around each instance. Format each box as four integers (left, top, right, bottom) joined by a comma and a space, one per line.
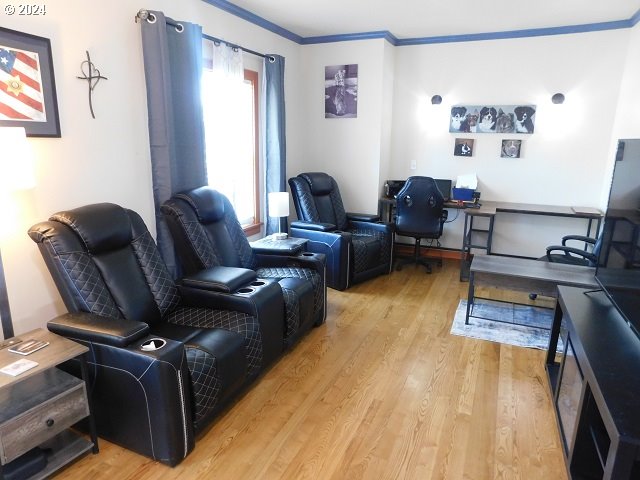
451, 298, 561, 350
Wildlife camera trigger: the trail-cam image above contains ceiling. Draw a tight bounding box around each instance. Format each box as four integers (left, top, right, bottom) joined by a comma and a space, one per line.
223, 0, 640, 40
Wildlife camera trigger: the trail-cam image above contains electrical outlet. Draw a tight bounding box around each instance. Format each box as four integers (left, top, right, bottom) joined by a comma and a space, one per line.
410, 159, 416, 170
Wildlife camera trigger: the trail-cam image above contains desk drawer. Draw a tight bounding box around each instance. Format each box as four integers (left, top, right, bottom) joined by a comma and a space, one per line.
0, 382, 89, 464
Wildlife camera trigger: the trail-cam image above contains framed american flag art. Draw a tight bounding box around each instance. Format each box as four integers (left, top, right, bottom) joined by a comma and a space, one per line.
0, 27, 60, 137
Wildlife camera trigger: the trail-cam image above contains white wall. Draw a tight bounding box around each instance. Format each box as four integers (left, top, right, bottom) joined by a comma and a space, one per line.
1, 0, 301, 338
605, 23, 640, 209
294, 39, 388, 213
390, 30, 630, 255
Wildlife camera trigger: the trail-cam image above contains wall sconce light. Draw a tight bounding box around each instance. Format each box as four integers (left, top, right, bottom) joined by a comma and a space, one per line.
0, 127, 35, 345
268, 191, 289, 240
551, 93, 565, 104
431, 95, 442, 105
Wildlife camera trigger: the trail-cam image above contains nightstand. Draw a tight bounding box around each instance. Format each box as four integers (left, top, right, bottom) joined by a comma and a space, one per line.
0, 329, 98, 479
250, 236, 308, 255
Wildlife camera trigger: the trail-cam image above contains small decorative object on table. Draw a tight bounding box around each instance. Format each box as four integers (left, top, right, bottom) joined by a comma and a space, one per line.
8, 338, 49, 355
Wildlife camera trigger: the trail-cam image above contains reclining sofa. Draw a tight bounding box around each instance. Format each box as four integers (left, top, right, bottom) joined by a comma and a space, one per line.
27, 202, 322, 466
161, 186, 326, 346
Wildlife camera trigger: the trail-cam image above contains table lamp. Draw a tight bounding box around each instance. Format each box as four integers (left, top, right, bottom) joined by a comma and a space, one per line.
0, 127, 35, 346
268, 191, 289, 240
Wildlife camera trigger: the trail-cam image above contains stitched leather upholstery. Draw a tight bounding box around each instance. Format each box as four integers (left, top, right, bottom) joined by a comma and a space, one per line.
162, 187, 327, 346
27, 202, 281, 466
289, 172, 393, 290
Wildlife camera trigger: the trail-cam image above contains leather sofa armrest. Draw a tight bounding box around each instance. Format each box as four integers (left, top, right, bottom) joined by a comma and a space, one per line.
290, 220, 336, 232
349, 219, 394, 234
346, 212, 380, 222
181, 266, 257, 293
48, 312, 149, 348
255, 252, 326, 272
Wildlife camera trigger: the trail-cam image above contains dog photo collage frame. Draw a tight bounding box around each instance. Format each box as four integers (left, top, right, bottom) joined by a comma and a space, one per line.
450, 104, 535, 158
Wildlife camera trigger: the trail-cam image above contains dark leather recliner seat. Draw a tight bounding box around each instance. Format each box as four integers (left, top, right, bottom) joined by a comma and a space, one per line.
28, 203, 286, 466
288, 172, 393, 290
161, 186, 326, 348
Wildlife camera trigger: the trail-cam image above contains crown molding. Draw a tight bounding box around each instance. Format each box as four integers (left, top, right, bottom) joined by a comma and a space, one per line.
202, 1, 640, 46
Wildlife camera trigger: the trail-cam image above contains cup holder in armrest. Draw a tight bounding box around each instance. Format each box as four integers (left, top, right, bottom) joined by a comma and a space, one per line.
236, 287, 255, 294
250, 281, 266, 287
141, 338, 167, 351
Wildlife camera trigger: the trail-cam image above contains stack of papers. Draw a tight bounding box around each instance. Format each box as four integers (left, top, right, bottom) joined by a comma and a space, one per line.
0, 358, 38, 376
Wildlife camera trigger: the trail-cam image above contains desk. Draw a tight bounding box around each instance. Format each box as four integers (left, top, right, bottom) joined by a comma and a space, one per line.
378, 196, 464, 222
459, 201, 602, 281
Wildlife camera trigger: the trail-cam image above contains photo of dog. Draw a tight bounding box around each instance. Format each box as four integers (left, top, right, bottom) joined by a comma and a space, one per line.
501, 139, 522, 158
454, 138, 474, 157
449, 105, 536, 134
477, 106, 497, 132
514, 106, 536, 133
460, 110, 479, 133
495, 108, 515, 133
450, 106, 467, 132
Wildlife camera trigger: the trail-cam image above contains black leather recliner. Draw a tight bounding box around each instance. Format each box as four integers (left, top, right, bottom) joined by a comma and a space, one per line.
161, 186, 326, 347
28, 203, 286, 466
394, 176, 449, 273
288, 172, 393, 290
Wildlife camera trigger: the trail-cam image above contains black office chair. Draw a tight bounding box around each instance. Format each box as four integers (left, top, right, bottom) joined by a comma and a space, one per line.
528, 233, 601, 301
541, 234, 601, 266
394, 176, 448, 273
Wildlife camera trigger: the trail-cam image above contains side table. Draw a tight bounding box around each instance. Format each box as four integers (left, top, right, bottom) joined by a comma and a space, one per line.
0, 328, 98, 479
250, 236, 308, 255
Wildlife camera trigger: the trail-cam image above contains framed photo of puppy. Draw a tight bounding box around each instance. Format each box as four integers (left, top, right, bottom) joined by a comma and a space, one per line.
501, 139, 522, 158
454, 138, 474, 157
449, 105, 536, 134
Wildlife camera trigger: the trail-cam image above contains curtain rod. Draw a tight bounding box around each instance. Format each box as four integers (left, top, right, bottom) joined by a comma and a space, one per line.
203, 33, 275, 62
136, 9, 275, 62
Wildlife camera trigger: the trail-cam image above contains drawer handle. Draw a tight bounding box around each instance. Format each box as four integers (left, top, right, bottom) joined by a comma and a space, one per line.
46, 418, 55, 428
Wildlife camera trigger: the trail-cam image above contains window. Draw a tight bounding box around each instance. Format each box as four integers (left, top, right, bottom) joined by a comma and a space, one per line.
201, 57, 261, 235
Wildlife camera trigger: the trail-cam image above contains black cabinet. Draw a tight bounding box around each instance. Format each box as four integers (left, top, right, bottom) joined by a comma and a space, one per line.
546, 287, 640, 479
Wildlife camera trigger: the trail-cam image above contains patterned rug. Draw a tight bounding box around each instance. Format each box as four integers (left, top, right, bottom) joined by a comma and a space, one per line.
451, 298, 561, 350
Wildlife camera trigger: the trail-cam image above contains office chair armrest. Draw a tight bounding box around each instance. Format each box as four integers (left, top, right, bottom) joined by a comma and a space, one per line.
48, 312, 150, 348
546, 245, 597, 263
561, 234, 596, 246
346, 212, 380, 222
290, 220, 336, 232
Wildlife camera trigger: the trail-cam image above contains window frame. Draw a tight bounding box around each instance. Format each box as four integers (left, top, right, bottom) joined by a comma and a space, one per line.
243, 68, 261, 237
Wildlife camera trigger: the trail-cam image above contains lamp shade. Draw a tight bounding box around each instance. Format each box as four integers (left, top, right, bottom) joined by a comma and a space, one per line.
0, 127, 35, 191
268, 191, 289, 218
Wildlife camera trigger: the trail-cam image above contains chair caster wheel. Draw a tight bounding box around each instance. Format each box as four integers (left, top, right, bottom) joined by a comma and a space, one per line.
529, 293, 537, 300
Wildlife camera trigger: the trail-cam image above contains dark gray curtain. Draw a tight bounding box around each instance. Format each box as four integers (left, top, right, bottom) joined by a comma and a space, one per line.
263, 55, 287, 235
140, 11, 206, 277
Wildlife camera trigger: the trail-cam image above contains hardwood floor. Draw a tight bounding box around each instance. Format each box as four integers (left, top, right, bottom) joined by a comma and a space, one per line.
55, 260, 566, 479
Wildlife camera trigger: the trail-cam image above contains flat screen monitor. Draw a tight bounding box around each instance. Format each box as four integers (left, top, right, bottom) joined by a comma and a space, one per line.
434, 178, 452, 201
595, 139, 640, 337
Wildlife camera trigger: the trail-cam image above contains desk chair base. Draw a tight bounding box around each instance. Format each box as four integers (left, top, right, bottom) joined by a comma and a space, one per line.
394, 239, 442, 274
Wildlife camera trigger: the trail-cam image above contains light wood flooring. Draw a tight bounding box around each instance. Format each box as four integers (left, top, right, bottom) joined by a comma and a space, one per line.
55, 259, 566, 479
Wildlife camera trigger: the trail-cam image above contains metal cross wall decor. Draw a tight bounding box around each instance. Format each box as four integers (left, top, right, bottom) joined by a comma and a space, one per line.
76, 51, 107, 119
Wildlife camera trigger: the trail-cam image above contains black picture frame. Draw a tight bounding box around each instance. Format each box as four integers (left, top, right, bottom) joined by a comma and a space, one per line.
0, 26, 60, 137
